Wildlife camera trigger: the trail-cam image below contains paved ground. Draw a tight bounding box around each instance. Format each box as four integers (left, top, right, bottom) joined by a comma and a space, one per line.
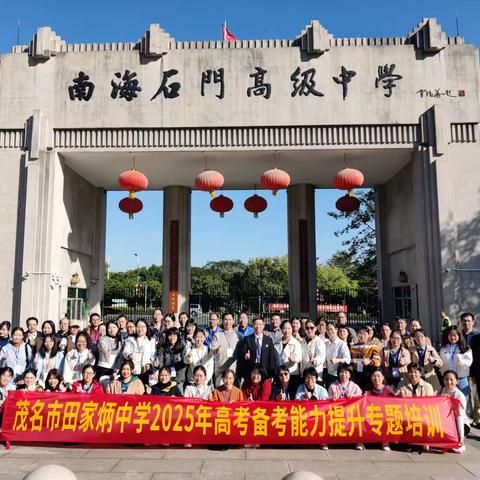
2, 436, 480, 480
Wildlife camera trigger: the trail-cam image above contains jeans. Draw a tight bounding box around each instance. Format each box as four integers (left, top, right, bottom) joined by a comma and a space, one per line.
458, 376, 470, 400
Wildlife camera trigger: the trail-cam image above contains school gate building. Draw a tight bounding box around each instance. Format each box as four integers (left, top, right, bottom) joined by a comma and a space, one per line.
0, 18, 478, 339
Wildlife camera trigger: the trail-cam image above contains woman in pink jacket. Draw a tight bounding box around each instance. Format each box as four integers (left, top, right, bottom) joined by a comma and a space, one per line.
328, 363, 364, 450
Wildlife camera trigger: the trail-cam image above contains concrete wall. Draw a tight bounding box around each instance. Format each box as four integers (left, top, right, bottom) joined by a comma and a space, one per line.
436, 142, 480, 318
0, 42, 478, 130
18, 150, 105, 326
0, 149, 24, 324
377, 149, 443, 339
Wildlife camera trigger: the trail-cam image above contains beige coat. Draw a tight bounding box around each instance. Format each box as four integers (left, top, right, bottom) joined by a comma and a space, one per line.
411, 345, 443, 393
106, 378, 145, 395
396, 378, 434, 397
381, 346, 411, 379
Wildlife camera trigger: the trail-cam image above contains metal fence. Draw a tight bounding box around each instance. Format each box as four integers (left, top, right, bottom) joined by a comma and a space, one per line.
103, 286, 379, 328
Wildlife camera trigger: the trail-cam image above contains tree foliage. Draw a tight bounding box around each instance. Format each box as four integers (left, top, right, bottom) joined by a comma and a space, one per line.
328, 189, 376, 287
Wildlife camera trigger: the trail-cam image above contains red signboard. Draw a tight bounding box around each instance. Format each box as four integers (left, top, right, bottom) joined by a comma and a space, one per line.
168, 220, 179, 312
267, 304, 348, 313
0, 392, 459, 448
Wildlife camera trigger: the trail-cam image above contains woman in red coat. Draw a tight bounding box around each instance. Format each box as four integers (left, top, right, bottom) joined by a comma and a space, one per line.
71, 364, 103, 394
241, 363, 272, 400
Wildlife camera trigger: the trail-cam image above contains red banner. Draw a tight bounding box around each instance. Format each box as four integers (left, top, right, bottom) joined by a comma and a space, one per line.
0, 391, 459, 447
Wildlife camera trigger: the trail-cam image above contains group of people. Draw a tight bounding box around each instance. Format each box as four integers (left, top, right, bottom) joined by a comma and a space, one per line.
0, 309, 478, 453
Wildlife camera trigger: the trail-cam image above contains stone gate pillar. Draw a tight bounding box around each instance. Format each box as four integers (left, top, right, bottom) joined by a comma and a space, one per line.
287, 184, 317, 319
162, 186, 191, 315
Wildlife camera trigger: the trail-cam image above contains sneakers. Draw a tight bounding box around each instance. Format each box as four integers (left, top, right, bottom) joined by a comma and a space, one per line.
381, 442, 391, 451
320, 444, 329, 450
355, 443, 365, 450
452, 445, 466, 454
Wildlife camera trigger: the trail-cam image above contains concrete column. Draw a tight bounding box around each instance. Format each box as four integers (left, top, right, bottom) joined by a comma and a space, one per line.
287, 184, 317, 319
88, 188, 106, 315
19, 148, 63, 323
162, 186, 191, 315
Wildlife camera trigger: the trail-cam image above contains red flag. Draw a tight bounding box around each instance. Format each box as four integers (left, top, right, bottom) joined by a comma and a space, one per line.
222, 21, 237, 41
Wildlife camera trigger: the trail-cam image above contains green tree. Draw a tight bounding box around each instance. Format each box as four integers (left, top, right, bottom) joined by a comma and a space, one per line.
316, 264, 358, 292
328, 189, 376, 287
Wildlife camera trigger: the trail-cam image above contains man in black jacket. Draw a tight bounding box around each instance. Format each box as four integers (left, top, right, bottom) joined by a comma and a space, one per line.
237, 317, 279, 382
469, 319, 480, 428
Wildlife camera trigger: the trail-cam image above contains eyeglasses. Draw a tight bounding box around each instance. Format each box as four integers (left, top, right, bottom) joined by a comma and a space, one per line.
279, 372, 290, 376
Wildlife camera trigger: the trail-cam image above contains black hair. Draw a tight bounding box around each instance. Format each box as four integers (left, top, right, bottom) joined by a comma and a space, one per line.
0, 321, 11, 334
441, 325, 469, 353
251, 363, 268, 383
303, 366, 318, 380
193, 365, 207, 376
45, 369, 64, 391
41, 320, 56, 335
39, 333, 60, 358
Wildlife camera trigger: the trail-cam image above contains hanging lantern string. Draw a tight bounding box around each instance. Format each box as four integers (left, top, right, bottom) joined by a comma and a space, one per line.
343, 152, 348, 169
204, 152, 208, 171
274, 151, 278, 169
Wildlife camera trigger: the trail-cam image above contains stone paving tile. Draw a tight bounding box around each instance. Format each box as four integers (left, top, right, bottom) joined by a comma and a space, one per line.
337, 476, 429, 480
405, 450, 479, 462
456, 460, 480, 477
245, 475, 338, 480
373, 461, 475, 477
246, 448, 328, 460
76, 474, 154, 480
164, 448, 246, 459
429, 475, 478, 480
0, 474, 27, 480
288, 460, 380, 475
26, 457, 120, 473
153, 474, 245, 480
114, 459, 204, 473
0, 457, 41, 472
84, 448, 168, 459
326, 448, 412, 462
4, 445, 90, 457
202, 459, 290, 474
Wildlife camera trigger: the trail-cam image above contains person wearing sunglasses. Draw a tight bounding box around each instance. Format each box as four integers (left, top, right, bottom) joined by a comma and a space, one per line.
300, 319, 326, 383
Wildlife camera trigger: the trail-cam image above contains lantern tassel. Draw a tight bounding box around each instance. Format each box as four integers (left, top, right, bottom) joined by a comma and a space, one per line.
254, 212, 259, 219
128, 191, 135, 199
348, 189, 354, 197
272, 190, 278, 196
220, 212, 224, 218
128, 213, 134, 220
209, 190, 216, 198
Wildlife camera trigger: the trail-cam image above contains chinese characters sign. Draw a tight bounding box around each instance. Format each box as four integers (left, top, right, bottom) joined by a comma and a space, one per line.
67, 64, 404, 103
1, 392, 459, 447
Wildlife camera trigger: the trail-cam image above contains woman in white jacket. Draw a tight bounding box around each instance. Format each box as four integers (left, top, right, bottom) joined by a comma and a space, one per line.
274, 320, 302, 381
439, 325, 473, 399
123, 319, 156, 384
300, 319, 326, 380
97, 321, 123, 380
35, 334, 65, 388
63, 332, 95, 387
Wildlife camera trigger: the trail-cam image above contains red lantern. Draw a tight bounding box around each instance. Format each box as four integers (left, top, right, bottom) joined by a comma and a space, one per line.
195, 170, 225, 197
260, 168, 290, 196
244, 194, 267, 218
210, 194, 233, 218
333, 167, 364, 191
335, 194, 360, 213
118, 169, 149, 199
119, 197, 143, 220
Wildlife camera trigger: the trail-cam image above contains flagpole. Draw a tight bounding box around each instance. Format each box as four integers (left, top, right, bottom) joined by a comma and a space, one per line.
223, 19, 227, 41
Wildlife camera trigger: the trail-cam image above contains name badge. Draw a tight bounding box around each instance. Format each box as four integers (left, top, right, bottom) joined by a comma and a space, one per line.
392, 367, 400, 378
357, 363, 363, 373
170, 367, 177, 378
226, 348, 233, 358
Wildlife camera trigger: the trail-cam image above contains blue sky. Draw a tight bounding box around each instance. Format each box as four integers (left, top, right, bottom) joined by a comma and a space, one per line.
1, 1, 478, 271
